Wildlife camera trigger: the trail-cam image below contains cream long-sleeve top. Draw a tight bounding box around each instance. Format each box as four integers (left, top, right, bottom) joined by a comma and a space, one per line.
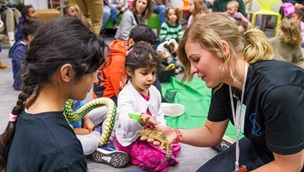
115, 81, 166, 147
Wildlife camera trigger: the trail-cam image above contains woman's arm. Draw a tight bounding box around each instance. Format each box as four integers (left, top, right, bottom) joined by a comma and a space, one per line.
252, 150, 304, 172
146, 119, 229, 147
178, 119, 229, 147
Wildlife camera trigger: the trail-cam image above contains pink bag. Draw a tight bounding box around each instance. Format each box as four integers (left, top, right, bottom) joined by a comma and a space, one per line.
281, 2, 296, 17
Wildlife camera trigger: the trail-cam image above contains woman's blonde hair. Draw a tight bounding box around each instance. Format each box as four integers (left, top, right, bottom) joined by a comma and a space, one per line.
278, 18, 302, 46
192, 0, 209, 22
177, 13, 273, 85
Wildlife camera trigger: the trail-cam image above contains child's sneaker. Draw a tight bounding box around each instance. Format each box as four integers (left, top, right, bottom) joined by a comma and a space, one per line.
90, 148, 129, 168
94, 125, 103, 134
161, 103, 185, 117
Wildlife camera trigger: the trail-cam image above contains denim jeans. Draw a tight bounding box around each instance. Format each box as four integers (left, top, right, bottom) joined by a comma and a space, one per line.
152, 5, 168, 26
196, 137, 274, 172
102, 5, 110, 28
109, 5, 119, 23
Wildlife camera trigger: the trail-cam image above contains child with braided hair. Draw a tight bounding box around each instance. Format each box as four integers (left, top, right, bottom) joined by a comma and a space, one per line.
0, 17, 107, 171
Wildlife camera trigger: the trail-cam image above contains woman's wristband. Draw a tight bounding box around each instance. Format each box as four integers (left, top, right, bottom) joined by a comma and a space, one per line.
173, 128, 182, 142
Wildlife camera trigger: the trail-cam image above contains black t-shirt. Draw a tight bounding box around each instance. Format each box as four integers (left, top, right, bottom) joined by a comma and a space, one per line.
7, 111, 87, 172
208, 60, 304, 155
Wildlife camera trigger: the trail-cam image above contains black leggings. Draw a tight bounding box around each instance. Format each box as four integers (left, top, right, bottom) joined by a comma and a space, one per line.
196, 137, 274, 172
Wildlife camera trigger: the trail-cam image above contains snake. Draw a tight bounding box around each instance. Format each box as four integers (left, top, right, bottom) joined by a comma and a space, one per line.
136, 129, 172, 161
64, 97, 116, 146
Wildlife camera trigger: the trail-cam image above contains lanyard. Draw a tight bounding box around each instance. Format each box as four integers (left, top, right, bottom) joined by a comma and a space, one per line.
229, 62, 248, 171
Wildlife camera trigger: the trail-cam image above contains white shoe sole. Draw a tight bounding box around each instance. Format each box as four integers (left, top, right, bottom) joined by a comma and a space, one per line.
90, 148, 129, 168
161, 103, 185, 117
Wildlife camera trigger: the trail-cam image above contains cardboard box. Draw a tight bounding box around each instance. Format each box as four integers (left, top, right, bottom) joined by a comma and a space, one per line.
36, 9, 60, 23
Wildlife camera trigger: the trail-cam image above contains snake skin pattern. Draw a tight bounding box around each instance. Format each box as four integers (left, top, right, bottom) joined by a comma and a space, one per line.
64, 98, 116, 146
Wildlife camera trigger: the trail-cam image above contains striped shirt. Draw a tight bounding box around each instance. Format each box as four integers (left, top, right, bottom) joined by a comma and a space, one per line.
158, 21, 183, 41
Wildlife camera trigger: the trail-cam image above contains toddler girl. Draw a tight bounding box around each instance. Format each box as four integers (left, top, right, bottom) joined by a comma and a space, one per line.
225, 0, 251, 28
270, 18, 304, 68
14, 4, 37, 43
115, 42, 181, 172
188, 0, 209, 27
157, 7, 184, 74
158, 7, 183, 42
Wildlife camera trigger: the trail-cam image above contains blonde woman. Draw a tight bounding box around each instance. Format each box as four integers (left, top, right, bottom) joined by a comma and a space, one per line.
140, 13, 304, 171
270, 18, 304, 68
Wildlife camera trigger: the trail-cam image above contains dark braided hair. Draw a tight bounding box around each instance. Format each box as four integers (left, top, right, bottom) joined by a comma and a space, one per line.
0, 17, 107, 171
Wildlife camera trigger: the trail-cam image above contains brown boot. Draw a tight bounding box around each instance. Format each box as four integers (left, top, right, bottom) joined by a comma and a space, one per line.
0, 61, 9, 69
0, 35, 9, 43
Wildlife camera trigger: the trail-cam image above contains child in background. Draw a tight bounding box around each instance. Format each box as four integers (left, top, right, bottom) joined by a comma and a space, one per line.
158, 7, 183, 42
188, 0, 209, 27
63, 5, 78, 17
292, 9, 304, 47
1, 17, 105, 171
93, 24, 185, 118
11, 18, 43, 90
14, 4, 37, 43
269, 18, 304, 68
225, 0, 251, 28
71, 100, 129, 168
157, 7, 184, 74
62, 8, 129, 166
115, 42, 181, 172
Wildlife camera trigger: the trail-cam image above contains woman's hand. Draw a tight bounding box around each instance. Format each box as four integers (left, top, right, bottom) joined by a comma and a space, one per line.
120, 6, 126, 12
139, 125, 178, 146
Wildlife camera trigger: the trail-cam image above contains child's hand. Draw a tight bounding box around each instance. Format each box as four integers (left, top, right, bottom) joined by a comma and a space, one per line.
116, 3, 123, 8
139, 113, 158, 129
82, 116, 94, 132
120, 6, 126, 12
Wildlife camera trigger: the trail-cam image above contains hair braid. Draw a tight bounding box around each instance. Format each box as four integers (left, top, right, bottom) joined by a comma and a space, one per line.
0, 68, 37, 171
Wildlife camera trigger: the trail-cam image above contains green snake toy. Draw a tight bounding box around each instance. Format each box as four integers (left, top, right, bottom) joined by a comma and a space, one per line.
64, 97, 116, 146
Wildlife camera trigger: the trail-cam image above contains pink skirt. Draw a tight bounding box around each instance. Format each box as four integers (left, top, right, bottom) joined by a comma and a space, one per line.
114, 137, 181, 172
